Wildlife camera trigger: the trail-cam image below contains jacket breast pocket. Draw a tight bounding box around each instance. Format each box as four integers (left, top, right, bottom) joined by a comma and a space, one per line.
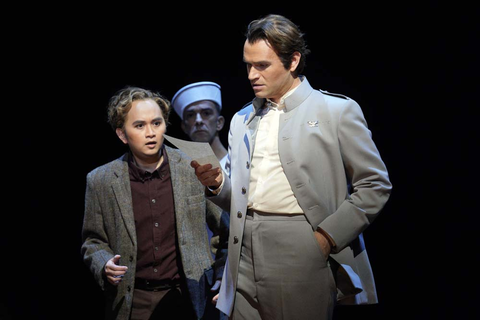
186, 194, 204, 205
185, 194, 206, 216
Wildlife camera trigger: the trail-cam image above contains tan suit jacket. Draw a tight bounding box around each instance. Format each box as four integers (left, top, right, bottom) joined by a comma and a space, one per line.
211, 77, 392, 316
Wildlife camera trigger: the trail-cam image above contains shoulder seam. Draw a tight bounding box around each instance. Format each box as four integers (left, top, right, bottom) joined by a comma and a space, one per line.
319, 89, 350, 100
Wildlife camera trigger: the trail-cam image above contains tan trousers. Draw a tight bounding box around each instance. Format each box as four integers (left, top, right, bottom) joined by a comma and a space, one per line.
232, 211, 336, 320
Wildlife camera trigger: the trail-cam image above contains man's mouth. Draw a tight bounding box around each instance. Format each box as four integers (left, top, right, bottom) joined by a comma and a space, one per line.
252, 83, 264, 91
146, 141, 157, 148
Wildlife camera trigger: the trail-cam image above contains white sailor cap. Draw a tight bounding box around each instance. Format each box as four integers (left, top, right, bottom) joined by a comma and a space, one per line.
172, 81, 222, 119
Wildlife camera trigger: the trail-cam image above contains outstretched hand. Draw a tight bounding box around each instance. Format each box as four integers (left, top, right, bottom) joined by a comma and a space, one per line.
190, 161, 223, 189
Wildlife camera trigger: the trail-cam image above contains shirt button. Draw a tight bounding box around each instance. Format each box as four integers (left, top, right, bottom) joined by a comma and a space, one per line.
151, 199, 156, 203
154, 223, 159, 227
154, 268, 158, 273
237, 211, 242, 218
155, 246, 158, 251
246, 161, 250, 169
233, 236, 239, 244
241, 187, 246, 194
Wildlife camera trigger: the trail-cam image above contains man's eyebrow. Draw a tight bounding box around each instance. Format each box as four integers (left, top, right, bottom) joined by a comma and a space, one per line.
186, 105, 215, 111
131, 117, 163, 125
243, 58, 269, 65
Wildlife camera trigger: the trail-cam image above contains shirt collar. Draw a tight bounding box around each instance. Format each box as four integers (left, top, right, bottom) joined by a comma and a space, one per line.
128, 146, 168, 182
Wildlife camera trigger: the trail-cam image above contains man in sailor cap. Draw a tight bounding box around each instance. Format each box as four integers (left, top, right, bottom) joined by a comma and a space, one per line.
172, 81, 229, 173
172, 82, 230, 320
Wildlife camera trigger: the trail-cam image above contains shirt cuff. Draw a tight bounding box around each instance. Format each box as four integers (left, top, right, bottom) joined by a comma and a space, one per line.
207, 173, 225, 195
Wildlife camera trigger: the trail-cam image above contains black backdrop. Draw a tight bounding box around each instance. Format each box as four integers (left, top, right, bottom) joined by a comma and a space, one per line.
6, 2, 478, 319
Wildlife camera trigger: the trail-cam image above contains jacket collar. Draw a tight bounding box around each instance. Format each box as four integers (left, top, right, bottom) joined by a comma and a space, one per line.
248, 76, 313, 125
283, 76, 313, 112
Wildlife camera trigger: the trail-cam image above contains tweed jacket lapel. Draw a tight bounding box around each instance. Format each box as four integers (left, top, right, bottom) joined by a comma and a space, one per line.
110, 154, 137, 247
165, 146, 180, 196
165, 145, 194, 252
165, 145, 183, 214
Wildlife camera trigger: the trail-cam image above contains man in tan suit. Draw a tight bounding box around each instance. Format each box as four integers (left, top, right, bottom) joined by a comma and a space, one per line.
81, 86, 228, 320
192, 14, 392, 320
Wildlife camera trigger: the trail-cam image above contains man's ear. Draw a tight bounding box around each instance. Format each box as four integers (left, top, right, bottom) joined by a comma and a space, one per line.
216, 115, 225, 131
290, 51, 301, 72
116, 128, 128, 145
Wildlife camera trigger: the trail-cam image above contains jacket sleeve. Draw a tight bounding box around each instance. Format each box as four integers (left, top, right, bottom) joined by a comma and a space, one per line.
206, 112, 236, 212
206, 199, 229, 281
318, 99, 392, 252
81, 171, 114, 290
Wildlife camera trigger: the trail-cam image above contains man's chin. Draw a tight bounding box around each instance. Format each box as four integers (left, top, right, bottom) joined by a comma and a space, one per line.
191, 133, 211, 143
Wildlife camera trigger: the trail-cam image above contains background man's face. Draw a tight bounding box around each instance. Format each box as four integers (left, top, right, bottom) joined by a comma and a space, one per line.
181, 100, 224, 143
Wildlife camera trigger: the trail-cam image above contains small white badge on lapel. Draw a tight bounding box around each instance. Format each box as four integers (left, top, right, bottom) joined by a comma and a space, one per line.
307, 120, 319, 127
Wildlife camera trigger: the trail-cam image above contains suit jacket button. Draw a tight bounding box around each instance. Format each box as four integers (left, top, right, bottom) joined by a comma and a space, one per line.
129, 256, 133, 262
241, 187, 246, 194
127, 285, 131, 292
237, 211, 242, 218
233, 236, 239, 244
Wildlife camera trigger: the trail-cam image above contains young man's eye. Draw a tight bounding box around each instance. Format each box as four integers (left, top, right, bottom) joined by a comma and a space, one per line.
256, 64, 268, 70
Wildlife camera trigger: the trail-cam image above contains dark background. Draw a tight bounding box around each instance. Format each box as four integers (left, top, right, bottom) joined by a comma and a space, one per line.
5, 2, 478, 319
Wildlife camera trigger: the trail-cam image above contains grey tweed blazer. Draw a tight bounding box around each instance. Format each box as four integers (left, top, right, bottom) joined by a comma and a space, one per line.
81, 146, 228, 320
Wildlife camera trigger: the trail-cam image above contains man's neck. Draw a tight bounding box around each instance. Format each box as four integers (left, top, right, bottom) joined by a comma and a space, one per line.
210, 136, 227, 160
270, 76, 301, 104
132, 152, 164, 173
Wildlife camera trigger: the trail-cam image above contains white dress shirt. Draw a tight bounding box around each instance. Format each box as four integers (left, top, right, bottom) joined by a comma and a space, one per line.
248, 87, 304, 214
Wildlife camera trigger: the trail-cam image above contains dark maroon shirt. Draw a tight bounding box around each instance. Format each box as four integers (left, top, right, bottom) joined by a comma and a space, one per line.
128, 147, 181, 282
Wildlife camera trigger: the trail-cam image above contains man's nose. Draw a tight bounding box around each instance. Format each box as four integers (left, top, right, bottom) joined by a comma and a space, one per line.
195, 113, 203, 124
248, 67, 258, 81
145, 125, 156, 136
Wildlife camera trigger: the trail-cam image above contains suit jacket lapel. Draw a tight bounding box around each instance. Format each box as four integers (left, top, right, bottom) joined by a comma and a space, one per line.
279, 77, 318, 140
111, 154, 137, 247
